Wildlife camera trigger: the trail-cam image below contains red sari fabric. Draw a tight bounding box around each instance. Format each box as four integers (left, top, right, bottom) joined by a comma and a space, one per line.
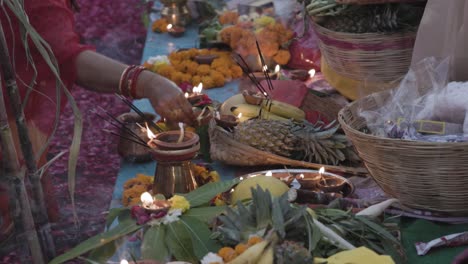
1, 0, 93, 136
0, 0, 93, 229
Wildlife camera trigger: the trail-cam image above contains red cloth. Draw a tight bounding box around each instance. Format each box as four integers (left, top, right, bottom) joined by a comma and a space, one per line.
0, 0, 94, 226
1, 0, 93, 136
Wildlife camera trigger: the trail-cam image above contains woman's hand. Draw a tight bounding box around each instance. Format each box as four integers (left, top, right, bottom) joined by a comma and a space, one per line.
137, 71, 195, 125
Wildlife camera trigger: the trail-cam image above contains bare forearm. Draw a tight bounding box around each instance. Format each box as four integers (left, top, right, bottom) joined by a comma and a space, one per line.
75, 50, 126, 94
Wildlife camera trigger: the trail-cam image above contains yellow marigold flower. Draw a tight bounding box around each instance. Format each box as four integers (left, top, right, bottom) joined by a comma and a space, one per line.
273, 49, 291, 65
230, 65, 243, 78
201, 76, 215, 89
192, 75, 202, 86
210, 70, 225, 87
169, 195, 190, 213
156, 64, 175, 79
218, 247, 238, 262
185, 61, 199, 75
122, 184, 148, 207
235, 243, 249, 255
215, 66, 232, 79
247, 236, 263, 246
208, 171, 220, 182
197, 65, 211, 76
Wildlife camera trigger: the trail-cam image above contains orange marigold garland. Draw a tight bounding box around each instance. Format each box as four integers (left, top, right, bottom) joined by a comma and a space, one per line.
152, 18, 169, 33
145, 48, 242, 89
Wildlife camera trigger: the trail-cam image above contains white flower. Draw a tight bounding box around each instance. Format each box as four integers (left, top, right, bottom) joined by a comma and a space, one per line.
147, 55, 169, 65
200, 252, 224, 264
162, 209, 182, 225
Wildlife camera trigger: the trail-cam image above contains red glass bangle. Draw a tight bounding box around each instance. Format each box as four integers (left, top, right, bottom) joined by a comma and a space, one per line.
129, 66, 146, 99
119, 65, 136, 97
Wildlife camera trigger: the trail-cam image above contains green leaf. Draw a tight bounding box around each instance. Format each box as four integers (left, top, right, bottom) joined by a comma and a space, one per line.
251, 187, 272, 230
271, 197, 285, 239
184, 178, 239, 208
105, 208, 129, 229
355, 216, 399, 244
184, 206, 227, 223
142, 225, 170, 261
309, 215, 322, 251
87, 237, 124, 263
49, 217, 141, 264
166, 221, 198, 263
180, 216, 222, 259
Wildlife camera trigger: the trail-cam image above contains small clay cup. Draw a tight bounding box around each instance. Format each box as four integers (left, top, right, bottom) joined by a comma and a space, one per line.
296, 173, 322, 189
316, 176, 346, 193
151, 131, 199, 151
168, 26, 186, 37
242, 90, 264, 105
194, 54, 219, 65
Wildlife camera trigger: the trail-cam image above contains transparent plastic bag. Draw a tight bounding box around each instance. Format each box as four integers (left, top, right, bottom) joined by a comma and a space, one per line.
358, 57, 458, 139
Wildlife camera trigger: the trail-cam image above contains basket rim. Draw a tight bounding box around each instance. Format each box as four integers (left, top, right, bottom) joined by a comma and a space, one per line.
312, 20, 418, 38
338, 93, 468, 146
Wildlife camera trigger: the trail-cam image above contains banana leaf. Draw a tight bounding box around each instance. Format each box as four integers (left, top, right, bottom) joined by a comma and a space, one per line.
142, 225, 170, 262
180, 215, 222, 259
49, 215, 141, 264
166, 221, 199, 263
183, 206, 227, 223
183, 178, 239, 207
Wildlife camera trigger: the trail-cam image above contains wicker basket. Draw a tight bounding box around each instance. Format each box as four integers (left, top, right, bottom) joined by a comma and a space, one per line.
210, 91, 369, 176
312, 21, 417, 83
336, 0, 424, 4
338, 90, 468, 215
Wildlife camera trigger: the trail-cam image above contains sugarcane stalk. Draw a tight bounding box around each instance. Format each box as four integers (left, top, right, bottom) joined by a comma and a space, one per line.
0, 19, 55, 261
0, 82, 45, 263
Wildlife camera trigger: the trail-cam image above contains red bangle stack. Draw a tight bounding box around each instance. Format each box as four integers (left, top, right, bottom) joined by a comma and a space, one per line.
118, 65, 146, 98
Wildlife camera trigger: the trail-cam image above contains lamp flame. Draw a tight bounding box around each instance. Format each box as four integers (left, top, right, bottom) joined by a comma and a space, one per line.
146, 122, 156, 140
319, 167, 325, 175
120, 260, 129, 264
167, 24, 173, 30
193, 83, 203, 94
299, 173, 305, 179
140, 192, 153, 207
274, 65, 280, 74
262, 65, 268, 72
184, 92, 189, 98
308, 69, 316, 79
265, 171, 273, 177
237, 113, 242, 119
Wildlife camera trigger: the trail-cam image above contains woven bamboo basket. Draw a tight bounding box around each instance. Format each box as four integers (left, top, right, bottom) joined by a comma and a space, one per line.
312, 21, 417, 84
209, 91, 369, 176
338, 90, 468, 215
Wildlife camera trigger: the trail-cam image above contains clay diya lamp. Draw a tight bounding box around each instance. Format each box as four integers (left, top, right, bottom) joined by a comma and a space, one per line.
215, 114, 239, 129
296, 173, 321, 189
273, 172, 295, 186
242, 90, 264, 105
117, 112, 156, 162
316, 175, 346, 193
289, 69, 310, 81
251, 71, 278, 82
168, 25, 186, 37
194, 54, 219, 65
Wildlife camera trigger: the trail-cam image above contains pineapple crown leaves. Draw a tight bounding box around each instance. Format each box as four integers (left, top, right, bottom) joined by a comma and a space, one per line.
214, 186, 313, 247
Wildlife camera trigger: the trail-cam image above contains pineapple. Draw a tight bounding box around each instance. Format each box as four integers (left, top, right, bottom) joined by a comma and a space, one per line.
233, 119, 359, 165
319, 4, 425, 33
275, 241, 313, 264
212, 187, 313, 248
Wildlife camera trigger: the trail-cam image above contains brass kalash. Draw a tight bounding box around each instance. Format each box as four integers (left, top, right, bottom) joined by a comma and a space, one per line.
148, 128, 199, 198
160, 0, 191, 26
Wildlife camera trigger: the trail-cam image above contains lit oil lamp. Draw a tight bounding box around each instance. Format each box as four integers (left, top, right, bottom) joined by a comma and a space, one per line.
252, 64, 280, 81
215, 111, 239, 129
185, 83, 205, 105
295, 167, 324, 189
140, 192, 171, 214
316, 167, 346, 193
166, 23, 185, 37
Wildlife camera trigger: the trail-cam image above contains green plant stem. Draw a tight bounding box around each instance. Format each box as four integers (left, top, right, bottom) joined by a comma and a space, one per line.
0, 68, 44, 264
0, 15, 55, 261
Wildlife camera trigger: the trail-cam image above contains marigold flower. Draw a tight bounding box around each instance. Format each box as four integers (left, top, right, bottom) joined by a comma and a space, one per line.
235, 243, 248, 255
168, 195, 190, 213
247, 236, 263, 246
201, 76, 215, 89
218, 247, 238, 262
197, 64, 211, 76
273, 49, 291, 65
230, 65, 243, 78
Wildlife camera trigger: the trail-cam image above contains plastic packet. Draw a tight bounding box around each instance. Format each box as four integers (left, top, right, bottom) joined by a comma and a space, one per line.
358, 57, 452, 139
